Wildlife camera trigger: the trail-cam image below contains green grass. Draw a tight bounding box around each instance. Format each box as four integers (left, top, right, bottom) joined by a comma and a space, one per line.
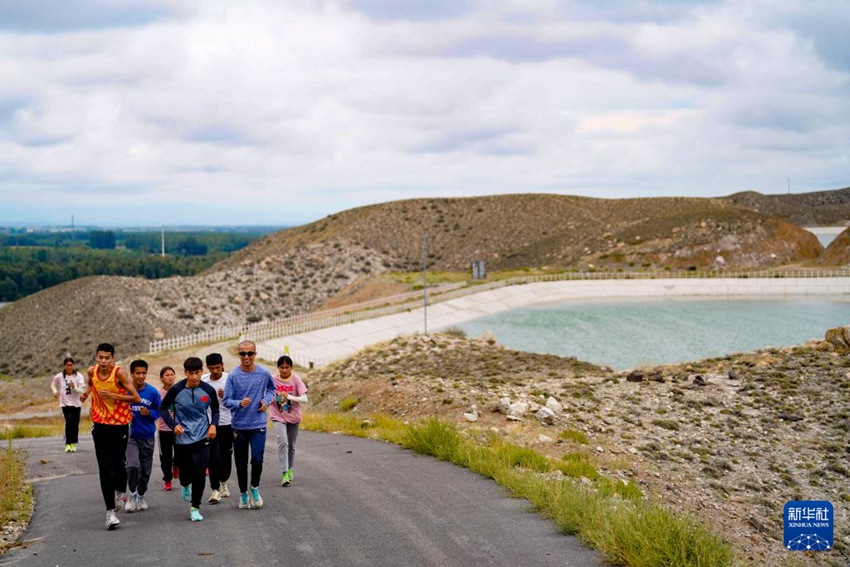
0, 445, 32, 552
305, 413, 735, 566
558, 428, 589, 444
339, 397, 359, 412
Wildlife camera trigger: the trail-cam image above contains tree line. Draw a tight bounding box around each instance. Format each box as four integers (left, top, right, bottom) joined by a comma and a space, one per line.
0, 229, 271, 302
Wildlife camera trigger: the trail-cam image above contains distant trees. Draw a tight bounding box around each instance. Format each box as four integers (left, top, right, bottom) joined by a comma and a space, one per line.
0, 228, 271, 302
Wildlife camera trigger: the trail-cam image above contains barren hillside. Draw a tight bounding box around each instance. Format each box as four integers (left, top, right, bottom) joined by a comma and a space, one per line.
822, 227, 850, 267
0, 193, 828, 380
724, 186, 850, 226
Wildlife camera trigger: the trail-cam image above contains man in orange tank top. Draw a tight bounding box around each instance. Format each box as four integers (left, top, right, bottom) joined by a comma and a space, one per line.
80, 342, 141, 530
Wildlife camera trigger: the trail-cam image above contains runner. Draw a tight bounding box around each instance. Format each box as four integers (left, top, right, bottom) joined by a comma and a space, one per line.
202, 353, 232, 503
223, 340, 275, 510
160, 357, 219, 522
80, 343, 141, 530
124, 359, 160, 513
50, 357, 85, 453
269, 355, 308, 487
156, 366, 178, 491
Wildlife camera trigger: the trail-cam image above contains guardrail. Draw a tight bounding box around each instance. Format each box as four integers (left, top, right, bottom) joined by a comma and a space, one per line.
150, 268, 850, 353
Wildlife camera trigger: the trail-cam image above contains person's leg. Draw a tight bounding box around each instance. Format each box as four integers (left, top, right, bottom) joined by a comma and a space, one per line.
92, 423, 116, 510
233, 429, 249, 494
138, 438, 155, 497
208, 434, 221, 491
273, 421, 290, 474
248, 428, 266, 488
191, 440, 211, 509
158, 430, 174, 481
67, 406, 81, 445
287, 422, 300, 470
219, 425, 233, 490
125, 438, 141, 494
111, 425, 129, 498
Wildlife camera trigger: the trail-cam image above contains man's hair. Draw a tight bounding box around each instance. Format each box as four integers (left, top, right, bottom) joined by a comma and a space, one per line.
183, 357, 203, 372
95, 343, 115, 355
205, 353, 223, 366
238, 340, 256, 350
130, 359, 148, 373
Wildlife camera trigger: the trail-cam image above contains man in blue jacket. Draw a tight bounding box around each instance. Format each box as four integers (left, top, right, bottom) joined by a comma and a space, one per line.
160, 357, 219, 522
223, 340, 275, 510
125, 359, 161, 513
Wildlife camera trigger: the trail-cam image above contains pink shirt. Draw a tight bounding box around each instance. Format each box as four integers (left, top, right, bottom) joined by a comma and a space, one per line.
156, 387, 174, 431
268, 374, 307, 424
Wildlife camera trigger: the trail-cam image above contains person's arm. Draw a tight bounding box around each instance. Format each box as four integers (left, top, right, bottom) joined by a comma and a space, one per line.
259, 374, 275, 411
72, 373, 86, 394
222, 376, 239, 410
159, 386, 180, 430
145, 390, 161, 421
51, 375, 60, 397
79, 367, 94, 403
287, 393, 308, 404
204, 383, 219, 439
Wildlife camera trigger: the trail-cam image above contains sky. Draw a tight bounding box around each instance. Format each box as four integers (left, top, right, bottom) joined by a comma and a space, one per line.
1, 0, 848, 227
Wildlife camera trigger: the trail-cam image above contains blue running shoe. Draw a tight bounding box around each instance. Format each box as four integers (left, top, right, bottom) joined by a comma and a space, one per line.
239, 492, 250, 509
181, 485, 191, 502
189, 507, 203, 522
249, 486, 263, 509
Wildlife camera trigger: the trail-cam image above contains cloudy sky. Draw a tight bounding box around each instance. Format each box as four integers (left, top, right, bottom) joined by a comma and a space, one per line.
1, 0, 848, 227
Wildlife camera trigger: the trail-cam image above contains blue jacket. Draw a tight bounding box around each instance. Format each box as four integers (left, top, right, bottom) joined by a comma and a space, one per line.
129, 383, 161, 440
223, 365, 275, 430
160, 380, 219, 445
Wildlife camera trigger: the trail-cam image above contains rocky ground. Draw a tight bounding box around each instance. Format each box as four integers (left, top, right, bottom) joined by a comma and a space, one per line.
306, 331, 850, 566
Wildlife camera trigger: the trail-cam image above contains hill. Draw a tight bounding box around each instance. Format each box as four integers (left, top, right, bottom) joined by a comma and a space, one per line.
723, 186, 850, 226
0, 193, 828, 380
822, 227, 850, 266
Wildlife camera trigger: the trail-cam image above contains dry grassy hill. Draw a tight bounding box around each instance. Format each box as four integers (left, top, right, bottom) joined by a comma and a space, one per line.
217, 194, 822, 273
724, 186, 850, 226
0, 193, 830, 380
822, 228, 850, 266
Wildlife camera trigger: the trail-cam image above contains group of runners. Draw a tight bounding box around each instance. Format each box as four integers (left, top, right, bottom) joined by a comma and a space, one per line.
52, 340, 308, 529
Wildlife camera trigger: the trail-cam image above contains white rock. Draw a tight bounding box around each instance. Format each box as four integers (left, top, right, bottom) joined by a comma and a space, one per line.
538, 435, 553, 443
535, 407, 556, 425
545, 396, 563, 413
508, 402, 529, 418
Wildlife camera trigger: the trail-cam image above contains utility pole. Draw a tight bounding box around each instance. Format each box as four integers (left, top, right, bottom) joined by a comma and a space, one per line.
161, 226, 165, 257
422, 234, 428, 335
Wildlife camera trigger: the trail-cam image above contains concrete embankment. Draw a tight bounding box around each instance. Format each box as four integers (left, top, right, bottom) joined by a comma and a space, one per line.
257, 277, 850, 368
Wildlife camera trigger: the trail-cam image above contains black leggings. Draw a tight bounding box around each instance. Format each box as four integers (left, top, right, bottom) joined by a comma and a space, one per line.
158, 430, 176, 481
91, 423, 128, 510
61, 406, 81, 444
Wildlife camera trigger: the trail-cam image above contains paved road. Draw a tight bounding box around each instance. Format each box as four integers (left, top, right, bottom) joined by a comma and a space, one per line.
5, 433, 602, 567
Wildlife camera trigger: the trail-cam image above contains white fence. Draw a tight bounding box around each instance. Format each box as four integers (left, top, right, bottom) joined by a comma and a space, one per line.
149, 268, 850, 354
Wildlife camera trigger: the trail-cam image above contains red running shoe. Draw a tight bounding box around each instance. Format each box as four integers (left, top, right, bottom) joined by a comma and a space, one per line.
172, 465, 179, 479
163, 480, 173, 491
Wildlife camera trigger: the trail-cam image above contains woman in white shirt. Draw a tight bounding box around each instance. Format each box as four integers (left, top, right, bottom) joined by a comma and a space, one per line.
51, 357, 86, 453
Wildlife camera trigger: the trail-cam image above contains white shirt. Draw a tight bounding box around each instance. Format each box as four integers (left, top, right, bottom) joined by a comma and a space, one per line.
202, 371, 232, 426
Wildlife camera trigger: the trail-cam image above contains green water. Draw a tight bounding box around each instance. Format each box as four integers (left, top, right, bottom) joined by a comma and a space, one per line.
455, 297, 850, 370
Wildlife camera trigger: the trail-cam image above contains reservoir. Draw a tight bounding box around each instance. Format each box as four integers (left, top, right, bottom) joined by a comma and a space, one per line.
454, 297, 850, 370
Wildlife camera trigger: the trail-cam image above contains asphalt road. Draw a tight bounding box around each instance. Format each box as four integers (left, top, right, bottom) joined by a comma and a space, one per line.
5, 432, 602, 567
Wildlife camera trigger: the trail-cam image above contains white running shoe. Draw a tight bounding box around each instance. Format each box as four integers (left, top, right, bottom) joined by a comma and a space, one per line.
124, 494, 137, 513
105, 509, 120, 530
114, 492, 127, 512
136, 496, 148, 511
208, 489, 221, 504
220, 482, 230, 498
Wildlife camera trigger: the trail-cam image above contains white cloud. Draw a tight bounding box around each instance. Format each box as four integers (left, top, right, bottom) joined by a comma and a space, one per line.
0, 0, 848, 226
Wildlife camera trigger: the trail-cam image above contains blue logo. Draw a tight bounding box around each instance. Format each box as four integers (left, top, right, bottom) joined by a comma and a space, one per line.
784, 501, 833, 551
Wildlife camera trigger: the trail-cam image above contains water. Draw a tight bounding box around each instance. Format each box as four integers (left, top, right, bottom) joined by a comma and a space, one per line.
804, 227, 845, 247
454, 297, 850, 370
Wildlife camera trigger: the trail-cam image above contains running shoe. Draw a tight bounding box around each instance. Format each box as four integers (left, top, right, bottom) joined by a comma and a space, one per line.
163, 480, 173, 491
189, 507, 204, 522
208, 489, 221, 504
114, 492, 127, 512
64, 444, 71, 453
124, 493, 137, 513
281, 470, 292, 486
136, 497, 148, 511
249, 486, 263, 509
181, 485, 191, 502
70, 444, 77, 452
172, 465, 179, 479
220, 482, 230, 498
105, 509, 120, 530
239, 492, 250, 509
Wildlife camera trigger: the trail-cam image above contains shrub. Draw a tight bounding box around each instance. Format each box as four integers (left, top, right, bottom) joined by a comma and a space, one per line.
339, 397, 359, 412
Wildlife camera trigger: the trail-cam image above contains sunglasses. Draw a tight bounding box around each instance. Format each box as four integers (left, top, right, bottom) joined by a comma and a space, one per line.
238, 351, 256, 357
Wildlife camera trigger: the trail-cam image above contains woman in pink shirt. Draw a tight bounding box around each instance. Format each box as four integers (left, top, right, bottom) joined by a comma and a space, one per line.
156, 366, 178, 491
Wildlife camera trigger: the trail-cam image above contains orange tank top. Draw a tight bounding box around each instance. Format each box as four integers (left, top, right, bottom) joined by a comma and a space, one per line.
89, 365, 132, 425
